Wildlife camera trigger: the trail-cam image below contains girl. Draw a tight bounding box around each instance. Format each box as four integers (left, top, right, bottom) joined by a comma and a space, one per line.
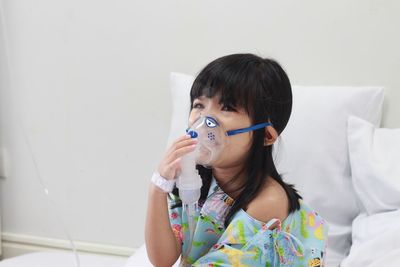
145, 54, 328, 266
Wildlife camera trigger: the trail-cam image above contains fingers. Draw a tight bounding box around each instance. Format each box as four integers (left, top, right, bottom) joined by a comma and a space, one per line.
157, 135, 198, 180
166, 135, 197, 155
172, 135, 197, 150
168, 143, 197, 162
175, 134, 192, 142
168, 158, 181, 173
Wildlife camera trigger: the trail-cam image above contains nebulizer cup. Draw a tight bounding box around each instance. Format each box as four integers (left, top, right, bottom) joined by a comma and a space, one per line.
176, 115, 226, 263
176, 146, 201, 264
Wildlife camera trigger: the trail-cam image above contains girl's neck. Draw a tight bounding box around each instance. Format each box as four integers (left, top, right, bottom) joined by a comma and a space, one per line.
212, 166, 246, 199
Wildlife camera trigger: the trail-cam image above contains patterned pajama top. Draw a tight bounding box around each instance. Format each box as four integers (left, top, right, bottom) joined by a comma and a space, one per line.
168, 177, 329, 267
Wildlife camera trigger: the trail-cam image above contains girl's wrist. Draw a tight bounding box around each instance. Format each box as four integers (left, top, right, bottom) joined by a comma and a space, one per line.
151, 172, 176, 193
150, 183, 168, 195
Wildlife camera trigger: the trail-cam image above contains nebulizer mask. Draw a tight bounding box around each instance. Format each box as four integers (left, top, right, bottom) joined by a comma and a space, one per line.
177, 114, 272, 263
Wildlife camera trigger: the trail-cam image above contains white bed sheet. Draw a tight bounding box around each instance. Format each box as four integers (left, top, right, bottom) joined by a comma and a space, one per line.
0, 252, 127, 267
122, 244, 179, 267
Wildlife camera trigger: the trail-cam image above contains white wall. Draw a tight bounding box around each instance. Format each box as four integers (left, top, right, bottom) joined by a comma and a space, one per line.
0, 0, 399, 253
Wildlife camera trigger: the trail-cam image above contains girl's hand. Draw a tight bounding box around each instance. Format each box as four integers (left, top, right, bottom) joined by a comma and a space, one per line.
157, 135, 197, 180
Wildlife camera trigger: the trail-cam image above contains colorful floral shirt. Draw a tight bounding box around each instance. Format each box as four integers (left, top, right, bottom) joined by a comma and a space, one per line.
168, 177, 329, 266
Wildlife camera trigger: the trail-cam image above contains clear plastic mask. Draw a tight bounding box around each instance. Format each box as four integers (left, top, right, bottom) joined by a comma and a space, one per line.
186, 115, 226, 166
186, 115, 273, 167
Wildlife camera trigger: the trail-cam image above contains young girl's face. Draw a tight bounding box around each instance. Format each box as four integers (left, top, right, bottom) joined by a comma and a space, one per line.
189, 94, 253, 169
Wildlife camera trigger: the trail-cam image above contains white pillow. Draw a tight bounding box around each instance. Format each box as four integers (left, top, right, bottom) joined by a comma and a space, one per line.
168, 72, 385, 267
347, 115, 400, 214
341, 210, 400, 267
276, 86, 384, 267
167, 72, 193, 145
351, 210, 400, 249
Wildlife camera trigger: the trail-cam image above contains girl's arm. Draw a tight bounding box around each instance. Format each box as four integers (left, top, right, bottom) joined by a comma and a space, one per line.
145, 184, 181, 267
145, 134, 197, 267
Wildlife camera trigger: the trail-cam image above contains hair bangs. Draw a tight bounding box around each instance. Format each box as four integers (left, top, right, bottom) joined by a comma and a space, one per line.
190, 62, 259, 117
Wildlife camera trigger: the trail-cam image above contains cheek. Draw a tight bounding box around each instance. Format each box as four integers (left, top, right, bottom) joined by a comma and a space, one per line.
230, 130, 252, 144
222, 134, 253, 159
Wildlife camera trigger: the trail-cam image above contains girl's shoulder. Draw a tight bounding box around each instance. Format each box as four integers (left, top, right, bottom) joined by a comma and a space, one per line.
245, 177, 290, 226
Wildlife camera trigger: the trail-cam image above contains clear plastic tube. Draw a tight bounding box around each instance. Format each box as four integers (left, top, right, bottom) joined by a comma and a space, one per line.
18, 116, 81, 267
183, 203, 197, 257
178, 203, 198, 267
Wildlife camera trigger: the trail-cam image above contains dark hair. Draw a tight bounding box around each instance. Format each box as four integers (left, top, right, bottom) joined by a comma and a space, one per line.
172, 53, 302, 227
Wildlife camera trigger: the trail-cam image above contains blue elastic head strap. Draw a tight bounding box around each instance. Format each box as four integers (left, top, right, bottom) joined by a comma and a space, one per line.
226, 122, 273, 136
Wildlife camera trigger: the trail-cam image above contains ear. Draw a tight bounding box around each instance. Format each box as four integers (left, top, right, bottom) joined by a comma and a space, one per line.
264, 125, 278, 146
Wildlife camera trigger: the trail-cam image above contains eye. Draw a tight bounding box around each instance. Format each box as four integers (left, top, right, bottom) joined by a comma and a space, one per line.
192, 102, 204, 109
221, 105, 237, 112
